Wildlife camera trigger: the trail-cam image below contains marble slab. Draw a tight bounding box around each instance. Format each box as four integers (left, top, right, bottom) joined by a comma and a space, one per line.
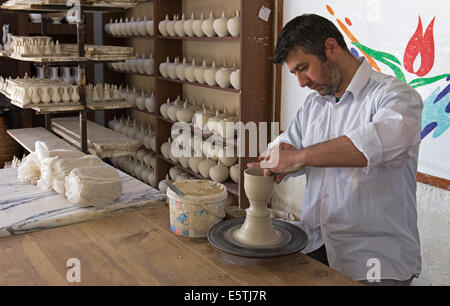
0, 167, 166, 238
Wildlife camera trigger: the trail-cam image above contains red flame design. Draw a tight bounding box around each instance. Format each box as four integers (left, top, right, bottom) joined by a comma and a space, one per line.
403, 16, 436, 77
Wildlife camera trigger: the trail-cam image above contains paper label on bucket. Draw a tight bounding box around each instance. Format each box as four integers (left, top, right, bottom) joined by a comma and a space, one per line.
169, 198, 227, 237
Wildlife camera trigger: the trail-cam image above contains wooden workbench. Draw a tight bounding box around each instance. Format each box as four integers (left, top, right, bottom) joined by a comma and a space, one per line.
0, 206, 361, 286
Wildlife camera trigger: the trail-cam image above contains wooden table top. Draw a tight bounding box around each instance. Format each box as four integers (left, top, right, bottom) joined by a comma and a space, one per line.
0, 206, 361, 286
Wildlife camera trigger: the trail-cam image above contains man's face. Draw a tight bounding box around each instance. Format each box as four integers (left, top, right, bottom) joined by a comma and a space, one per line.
286, 46, 343, 96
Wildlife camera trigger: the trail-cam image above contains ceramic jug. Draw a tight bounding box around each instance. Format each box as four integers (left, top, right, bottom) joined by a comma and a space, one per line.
167, 57, 179, 80
192, 13, 205, 37
159, 56, 170, 78
202, 12, 216, 37
144, 54, 155, 75
227, 10, 240, 37
138, 17, 148, 36
230, 69, 240, 90
174, 13, 186, 37
213, 11, 229, 37
204, 60, 218, 86
160, 98, 172, 118
184, 58, 197, 83
166, 14, 178, 37
158, 15, 169, 36
146, 18, 154, 36
144, 92, 155, 113
194, 59, 208, 84
136, 90, 146, 110
183, 13, 195, 37
209, 161, 229, 183
229, 163, 239, 183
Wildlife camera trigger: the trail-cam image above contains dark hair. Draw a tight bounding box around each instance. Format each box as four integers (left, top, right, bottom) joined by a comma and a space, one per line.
271, 14, 348, 64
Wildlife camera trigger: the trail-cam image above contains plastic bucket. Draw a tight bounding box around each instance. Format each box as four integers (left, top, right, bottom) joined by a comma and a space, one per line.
167, 180, 228, 237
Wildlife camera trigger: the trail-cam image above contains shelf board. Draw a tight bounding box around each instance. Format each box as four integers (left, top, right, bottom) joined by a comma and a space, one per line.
108, 68, 155, 78
7, 53, 135, 64
157, 35, 240, 41
159, 154, 239, 196
131, 108, 156, 116
106, 35, 155, 39
6, 127, 77, 152
86, 100, 133, 110
1, 3, 138, 13
157, 76, 240, 93
158, 115, 237, 145
31, 102, 85, 114
51, 116, 140, 158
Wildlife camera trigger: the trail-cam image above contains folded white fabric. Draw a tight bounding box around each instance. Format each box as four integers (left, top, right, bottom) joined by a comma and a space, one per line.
65, 165, 122, 208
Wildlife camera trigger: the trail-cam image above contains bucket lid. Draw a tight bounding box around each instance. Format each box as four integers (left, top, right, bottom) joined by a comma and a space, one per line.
167, 179, 228, 204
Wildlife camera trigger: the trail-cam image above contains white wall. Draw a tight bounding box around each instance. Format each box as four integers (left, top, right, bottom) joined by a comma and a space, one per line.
271, 175, 449, 285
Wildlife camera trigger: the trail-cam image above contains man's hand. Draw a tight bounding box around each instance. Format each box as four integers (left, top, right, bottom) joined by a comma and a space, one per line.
247, 142, 302, 183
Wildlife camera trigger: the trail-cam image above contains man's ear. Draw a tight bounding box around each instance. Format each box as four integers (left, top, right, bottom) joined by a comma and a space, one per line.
324, 38, 339, 60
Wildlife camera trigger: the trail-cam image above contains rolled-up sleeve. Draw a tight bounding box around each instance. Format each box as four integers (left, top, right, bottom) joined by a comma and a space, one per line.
344, 82, 423, 173
269, 107, 306, 179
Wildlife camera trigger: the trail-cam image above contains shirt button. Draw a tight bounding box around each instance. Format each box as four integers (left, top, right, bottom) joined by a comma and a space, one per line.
323, 193, 329, 198
322, 221, 327, 226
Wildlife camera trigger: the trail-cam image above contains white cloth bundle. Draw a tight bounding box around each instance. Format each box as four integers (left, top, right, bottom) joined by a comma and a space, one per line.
51, 155, 104, 195
37, 149, 88, 192
17, 152, 41, 185
65, 165, 122, 208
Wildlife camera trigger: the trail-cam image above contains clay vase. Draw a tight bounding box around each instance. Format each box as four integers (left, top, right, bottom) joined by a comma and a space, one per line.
158, 174, 173, 194
174, 13, 186, 37
166, 14, 178, 37
158, 15, 169, 36
227, 10, 240, 37
136, 90, 146, 111
160, 98, 172, 118
169, 167, 183, 180
188, 155, 205, 173
194, 59, 208, 84
234, 168, 280, 246
204, 60, 218, 86
192, 13, 205, 37
136, 54, 146, 74
167, 98, 182, 122
161, 138, 171, 159
230, 69, 240, 90
209, 161, 229, 183
201, 12, 216, 37
213, 11, 229, 37
176, 100, 195, 123
215, 63, 233, 88
218, 146, 238, 167
175, 57, 188, 81
159, 56, 170, 78
184, 58, 197, 83
183, 13, 195, 37
198, 158, 217, 179
167, 56, 179, 80
138, 17, 148, 36
40, 87, 51, 104
144, 54, 155, 75
144, 92, 155, 113
229, 163, 239, 183
146, 18, 154, 36
0, 116, 20, 168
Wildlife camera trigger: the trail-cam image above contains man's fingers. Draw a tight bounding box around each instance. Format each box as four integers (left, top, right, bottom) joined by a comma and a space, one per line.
247, 162, 261, 168
264, 168, 271, 177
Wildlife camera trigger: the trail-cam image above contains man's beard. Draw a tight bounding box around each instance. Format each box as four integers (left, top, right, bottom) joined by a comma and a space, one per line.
316, 60, 343, 96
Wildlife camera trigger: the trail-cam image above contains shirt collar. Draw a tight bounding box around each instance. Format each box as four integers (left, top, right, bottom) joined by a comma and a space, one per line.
345, 57, 372, 101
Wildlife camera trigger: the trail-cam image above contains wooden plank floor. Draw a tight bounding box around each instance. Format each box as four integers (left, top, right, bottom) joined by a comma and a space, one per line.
0, 206, 361, 286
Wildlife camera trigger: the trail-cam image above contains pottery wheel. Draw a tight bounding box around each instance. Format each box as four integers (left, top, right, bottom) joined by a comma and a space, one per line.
207, 218, 308, 260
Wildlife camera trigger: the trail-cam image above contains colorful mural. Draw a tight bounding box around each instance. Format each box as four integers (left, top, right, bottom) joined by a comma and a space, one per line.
326, 4, 450, 140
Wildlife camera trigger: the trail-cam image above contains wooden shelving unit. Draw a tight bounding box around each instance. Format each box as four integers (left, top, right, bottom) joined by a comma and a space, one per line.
0, 2, 139, 155
103, 0, 274, 208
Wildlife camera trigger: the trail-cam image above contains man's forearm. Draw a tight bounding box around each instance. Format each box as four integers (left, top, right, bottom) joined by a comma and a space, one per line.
295, 136, 368, 167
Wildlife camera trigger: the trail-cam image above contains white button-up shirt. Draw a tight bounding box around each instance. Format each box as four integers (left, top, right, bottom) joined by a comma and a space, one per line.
272, 58, 423, 281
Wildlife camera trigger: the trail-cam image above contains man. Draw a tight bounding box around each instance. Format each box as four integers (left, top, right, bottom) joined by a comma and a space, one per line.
248, 14, 423, 286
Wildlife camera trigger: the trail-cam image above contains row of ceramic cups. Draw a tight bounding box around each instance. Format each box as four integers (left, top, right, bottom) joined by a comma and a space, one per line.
108, 116, 156, 152
107, 54, 155, 75
160, 96, 237, 139
118, 86, 155, 113
104, 17, 154, 37
159, 11, 240, 38
161, 136, 239, 184
111, 155, 157, 188
159, 57, 240, 90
